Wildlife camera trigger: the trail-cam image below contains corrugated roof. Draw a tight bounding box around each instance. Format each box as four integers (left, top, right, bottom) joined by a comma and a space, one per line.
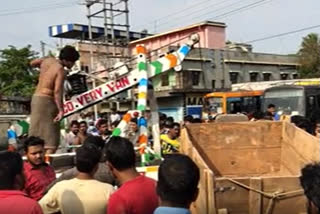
49, 23, 152, 41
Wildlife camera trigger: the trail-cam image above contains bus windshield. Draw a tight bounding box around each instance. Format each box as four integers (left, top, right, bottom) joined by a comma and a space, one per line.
227, 96, 261, 114
264, 89, 304, 115
204, 97, 223, 114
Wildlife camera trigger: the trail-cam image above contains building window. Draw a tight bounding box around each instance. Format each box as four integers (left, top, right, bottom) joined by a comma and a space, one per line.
263, 73, 271, 81
161, 73, 169, 86
230, 72, 239, 84
191, 71, 200, 86
293, 73, 298, 79
250, 72, 258, 82
221, 80, 225, 89
281, 73, 288, 80
212, 80, 216, 89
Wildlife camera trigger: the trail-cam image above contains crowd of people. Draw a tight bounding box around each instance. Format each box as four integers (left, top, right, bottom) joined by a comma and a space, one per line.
0, 133, 200, 214
249, 104, 320, 137
61, 110, 188, 158
3, 119, 320, 214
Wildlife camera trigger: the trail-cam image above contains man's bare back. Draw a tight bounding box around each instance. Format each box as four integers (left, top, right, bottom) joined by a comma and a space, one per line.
33, 57, 65, 97
31, 57, 66, 122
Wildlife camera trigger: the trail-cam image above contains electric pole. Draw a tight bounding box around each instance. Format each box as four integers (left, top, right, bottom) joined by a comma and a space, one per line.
40, 41, 45, 57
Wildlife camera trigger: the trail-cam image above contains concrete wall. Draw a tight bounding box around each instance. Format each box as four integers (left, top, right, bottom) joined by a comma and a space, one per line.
129, 22, 226, 55
0, 121, 10, 137
157, 96, 184, 122
225, 50, 298, 83
224, 50, 298, 65
152, 47, 299, 93
227, 63, 297, 83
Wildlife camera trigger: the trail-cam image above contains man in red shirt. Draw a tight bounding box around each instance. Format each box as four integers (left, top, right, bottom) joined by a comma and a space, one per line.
23, 136, 56, 201
106, 137, 158, 214
0, 151, 43, 214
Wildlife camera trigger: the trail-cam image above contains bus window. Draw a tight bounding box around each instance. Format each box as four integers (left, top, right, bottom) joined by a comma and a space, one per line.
227, 97, 242, 114
306, 95, 316, 119
242, 96, 261, 114
203, 91, 263, 117
264, 89, 304, 116
205, 97, 223, 114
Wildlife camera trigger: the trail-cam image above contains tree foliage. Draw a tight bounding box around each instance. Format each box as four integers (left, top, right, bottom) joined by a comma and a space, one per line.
0, 45, 39, 97
297, 33, 320, 78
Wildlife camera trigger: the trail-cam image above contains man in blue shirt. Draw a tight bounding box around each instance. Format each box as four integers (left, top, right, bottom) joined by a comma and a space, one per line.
154, 154, 200, 214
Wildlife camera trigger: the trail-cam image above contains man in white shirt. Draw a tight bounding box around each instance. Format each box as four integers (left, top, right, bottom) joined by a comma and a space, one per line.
110, 109, 121, 123
39, 143, 114, 214
64, 120, 79, 146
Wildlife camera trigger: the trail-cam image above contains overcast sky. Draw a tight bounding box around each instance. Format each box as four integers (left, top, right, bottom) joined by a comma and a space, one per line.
1, 0, 319, 55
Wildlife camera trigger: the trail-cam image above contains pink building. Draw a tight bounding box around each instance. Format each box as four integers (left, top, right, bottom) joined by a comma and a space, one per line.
129, 21, 226, 54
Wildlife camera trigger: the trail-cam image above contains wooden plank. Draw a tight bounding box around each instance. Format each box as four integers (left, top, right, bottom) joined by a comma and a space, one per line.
215, 178, 250, 213
206, 169, 216, 214
217, 209, 228, 214
204, 147, 281, 176
261, 176, 306, 214
281, 122, 320, 174
181, 128, 214, 214
192, 148, 208, 214
186, 122, 283, 176
180, 128, 195, 158
249, 178, 262, 214
198, 122, 283, 150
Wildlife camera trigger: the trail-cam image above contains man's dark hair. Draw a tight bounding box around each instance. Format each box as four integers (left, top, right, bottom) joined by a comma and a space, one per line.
315, 119, 320, 125
165, 120, 174, 129
79, 121, 88, 126
159, 113, 167, 121
192, 118, 202, 123
24, 136, 45, 152
291, 115, 305, 125
184, 115, 194, 123
97, 119, 108, 128
291, 116, 314, 134
105, 136, 135, 170
167, 117, 174, 123
70, 120, 79, 127
0, 151, 23, 189
157, 154, 200, 207
300, 163, 320, 213
59, 45, 80, 62
83, 135, 105, 151
76, 144, 101, 173
267, 104, 275, 109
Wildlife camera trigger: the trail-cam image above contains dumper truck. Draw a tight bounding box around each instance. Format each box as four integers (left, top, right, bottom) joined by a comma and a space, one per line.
181, 121, 319, 214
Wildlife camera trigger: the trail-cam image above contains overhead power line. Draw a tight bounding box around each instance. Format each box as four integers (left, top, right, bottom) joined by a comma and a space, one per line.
155, 0, 240, 32
245, 24, 320, 44
0, 0, 76, 13
156, 0, 267, 33
133, 0, 213, 30
211, 0, 269, 20
0, 1, 79, 17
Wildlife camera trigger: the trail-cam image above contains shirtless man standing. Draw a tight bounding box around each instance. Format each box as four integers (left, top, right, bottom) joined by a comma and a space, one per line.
29, 46, 80, 154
